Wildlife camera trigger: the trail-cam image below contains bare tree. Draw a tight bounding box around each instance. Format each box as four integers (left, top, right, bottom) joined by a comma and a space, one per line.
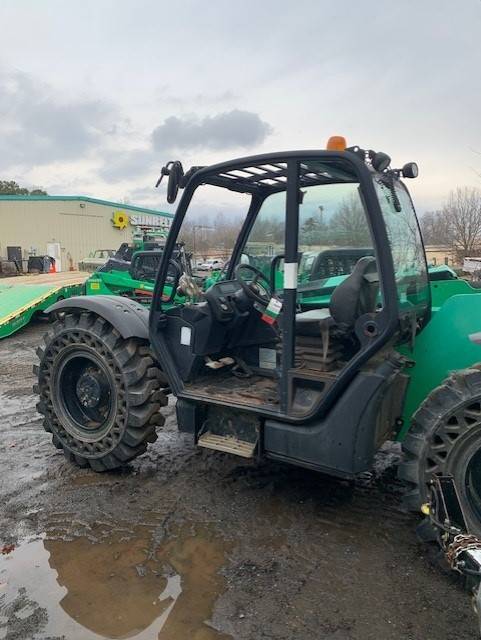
329, 193, 371, 246
179, 212, 244, 260
249, 215, 284, 244
420, 210, 452, 245
443, 187, 481, 258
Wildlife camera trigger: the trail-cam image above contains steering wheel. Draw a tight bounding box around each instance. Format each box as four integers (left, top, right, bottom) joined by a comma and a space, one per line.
235, 264, 272, 305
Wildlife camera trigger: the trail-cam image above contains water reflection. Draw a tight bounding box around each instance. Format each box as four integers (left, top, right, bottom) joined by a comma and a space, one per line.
0, 524, 231, 639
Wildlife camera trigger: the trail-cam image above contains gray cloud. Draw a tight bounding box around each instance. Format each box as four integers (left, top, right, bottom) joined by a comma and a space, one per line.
98, 109, 273, 184
3, 0, 479, 208
0, 69, 117, 170
125, 185, 173, 212
98, 149, 156, 184
151, 109, 273, 153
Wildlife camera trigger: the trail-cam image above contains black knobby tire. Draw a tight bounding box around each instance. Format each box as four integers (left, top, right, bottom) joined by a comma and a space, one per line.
399, 368, 481, 535
34, 311, 167, 471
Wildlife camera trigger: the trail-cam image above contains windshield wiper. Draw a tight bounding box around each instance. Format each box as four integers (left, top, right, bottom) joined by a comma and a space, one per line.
380, 172, 402, 212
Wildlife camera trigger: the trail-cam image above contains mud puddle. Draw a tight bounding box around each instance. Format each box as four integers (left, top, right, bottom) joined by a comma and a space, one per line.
0, 522, 232, 640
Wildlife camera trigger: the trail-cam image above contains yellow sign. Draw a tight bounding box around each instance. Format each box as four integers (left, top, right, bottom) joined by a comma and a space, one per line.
112, 210, 129, 230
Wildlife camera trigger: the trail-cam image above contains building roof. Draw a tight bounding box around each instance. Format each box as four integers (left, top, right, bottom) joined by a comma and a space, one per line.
424, 244, 453, 251
0, 195, 174, 218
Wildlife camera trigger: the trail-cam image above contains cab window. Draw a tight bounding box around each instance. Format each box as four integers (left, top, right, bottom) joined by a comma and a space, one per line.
242, 180, 377, 308
374, 177, 429, 315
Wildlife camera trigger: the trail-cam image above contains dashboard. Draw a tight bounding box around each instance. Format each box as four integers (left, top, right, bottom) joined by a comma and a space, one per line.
204, 280, 248, 322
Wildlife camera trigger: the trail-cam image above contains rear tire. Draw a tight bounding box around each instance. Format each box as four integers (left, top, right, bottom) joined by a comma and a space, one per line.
34, 311, 167, 471
399, 368, 481, 536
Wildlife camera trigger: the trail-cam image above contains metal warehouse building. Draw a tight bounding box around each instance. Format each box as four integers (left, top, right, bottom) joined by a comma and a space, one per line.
0, 195, 173, 270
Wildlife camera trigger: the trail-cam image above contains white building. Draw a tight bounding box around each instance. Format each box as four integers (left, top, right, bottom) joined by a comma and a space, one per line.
0, 195, 173, 270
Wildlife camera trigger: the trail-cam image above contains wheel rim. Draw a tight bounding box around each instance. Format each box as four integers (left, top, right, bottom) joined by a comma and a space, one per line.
54, 348, 117, 442
465, 447, 481, 521
425, 398, 481, 523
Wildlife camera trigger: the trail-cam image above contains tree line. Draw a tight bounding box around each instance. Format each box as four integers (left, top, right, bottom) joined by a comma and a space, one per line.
249, 193, 371, 248
180, 194, 371, 258
182, 187, 481, 261
0, 180, 47, 195
420, 187, 481, 259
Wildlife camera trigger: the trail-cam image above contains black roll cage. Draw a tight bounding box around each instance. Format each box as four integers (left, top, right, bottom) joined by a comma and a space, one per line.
149, 149, 412, 422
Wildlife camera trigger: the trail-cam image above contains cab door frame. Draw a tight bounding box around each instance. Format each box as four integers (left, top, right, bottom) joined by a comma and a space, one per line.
149, 150, 401, 422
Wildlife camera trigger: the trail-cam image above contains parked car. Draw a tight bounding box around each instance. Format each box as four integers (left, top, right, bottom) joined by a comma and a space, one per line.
197, 258, 225, 271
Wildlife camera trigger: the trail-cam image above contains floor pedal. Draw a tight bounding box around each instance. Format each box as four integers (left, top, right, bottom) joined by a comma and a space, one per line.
198, 432, 256, 458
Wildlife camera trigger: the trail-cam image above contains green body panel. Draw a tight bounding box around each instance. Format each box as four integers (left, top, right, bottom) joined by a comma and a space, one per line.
426, 263, 457, 278
0, 282, 84, 339
397, 281, 481, 438
85, 268, 179, 307
429, 277, 480, 308
86, 270, 155, 298
203, 269, 223, 289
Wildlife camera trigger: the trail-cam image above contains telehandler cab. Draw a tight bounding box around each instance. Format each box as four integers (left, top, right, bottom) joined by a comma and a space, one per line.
35, 138, 481, 572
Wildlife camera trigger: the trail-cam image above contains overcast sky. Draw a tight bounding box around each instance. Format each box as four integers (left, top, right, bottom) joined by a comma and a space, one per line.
0, 0, 480, 214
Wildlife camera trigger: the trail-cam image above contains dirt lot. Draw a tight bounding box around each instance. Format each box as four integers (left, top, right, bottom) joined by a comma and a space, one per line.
0, 321, 477, 640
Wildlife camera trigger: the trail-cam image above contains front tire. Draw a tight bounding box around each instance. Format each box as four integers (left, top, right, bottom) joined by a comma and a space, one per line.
399, 368, 481, 536
34, 311, 167, 471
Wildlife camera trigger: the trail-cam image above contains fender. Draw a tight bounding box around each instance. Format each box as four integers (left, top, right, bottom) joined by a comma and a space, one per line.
46, 295, 149, 340
398, 292, 481, 438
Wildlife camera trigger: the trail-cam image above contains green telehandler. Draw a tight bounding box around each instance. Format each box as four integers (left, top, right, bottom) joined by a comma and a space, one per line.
84, 242, 195, 305
34, 138, 481, 624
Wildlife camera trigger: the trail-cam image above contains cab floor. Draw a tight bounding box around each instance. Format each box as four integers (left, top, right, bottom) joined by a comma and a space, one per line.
186, 371, 279, 408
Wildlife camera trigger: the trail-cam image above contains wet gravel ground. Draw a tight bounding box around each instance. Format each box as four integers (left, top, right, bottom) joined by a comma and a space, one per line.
0, 320, 477, 639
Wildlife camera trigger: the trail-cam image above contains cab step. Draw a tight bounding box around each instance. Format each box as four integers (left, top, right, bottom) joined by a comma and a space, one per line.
198, 432, 257, 458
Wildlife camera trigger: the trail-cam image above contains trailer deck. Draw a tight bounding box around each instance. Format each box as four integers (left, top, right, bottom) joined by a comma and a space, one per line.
0, 272, 88, 339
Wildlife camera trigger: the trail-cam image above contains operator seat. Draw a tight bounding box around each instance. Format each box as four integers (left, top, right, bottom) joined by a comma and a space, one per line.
295, 256, 379, 338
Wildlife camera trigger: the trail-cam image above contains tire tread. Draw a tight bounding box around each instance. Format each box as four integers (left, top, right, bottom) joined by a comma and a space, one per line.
33, 311, 168, 472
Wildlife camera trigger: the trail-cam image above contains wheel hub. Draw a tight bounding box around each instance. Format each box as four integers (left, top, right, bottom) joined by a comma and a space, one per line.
76, 371, 103, 408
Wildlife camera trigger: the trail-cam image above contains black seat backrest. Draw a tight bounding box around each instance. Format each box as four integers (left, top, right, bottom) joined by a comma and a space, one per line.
329, 256, 379, 327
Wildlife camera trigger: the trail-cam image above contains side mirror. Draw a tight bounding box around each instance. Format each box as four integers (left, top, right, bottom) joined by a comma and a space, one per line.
402, 162, 419, 179
167, 161, 184, 203
155, 160, 185, 203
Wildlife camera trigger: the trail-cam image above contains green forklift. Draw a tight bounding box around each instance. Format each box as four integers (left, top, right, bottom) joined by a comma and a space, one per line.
34, 138, 481, 616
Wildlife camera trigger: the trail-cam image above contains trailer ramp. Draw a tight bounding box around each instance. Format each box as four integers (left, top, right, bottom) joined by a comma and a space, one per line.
0, 273, 87, 339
